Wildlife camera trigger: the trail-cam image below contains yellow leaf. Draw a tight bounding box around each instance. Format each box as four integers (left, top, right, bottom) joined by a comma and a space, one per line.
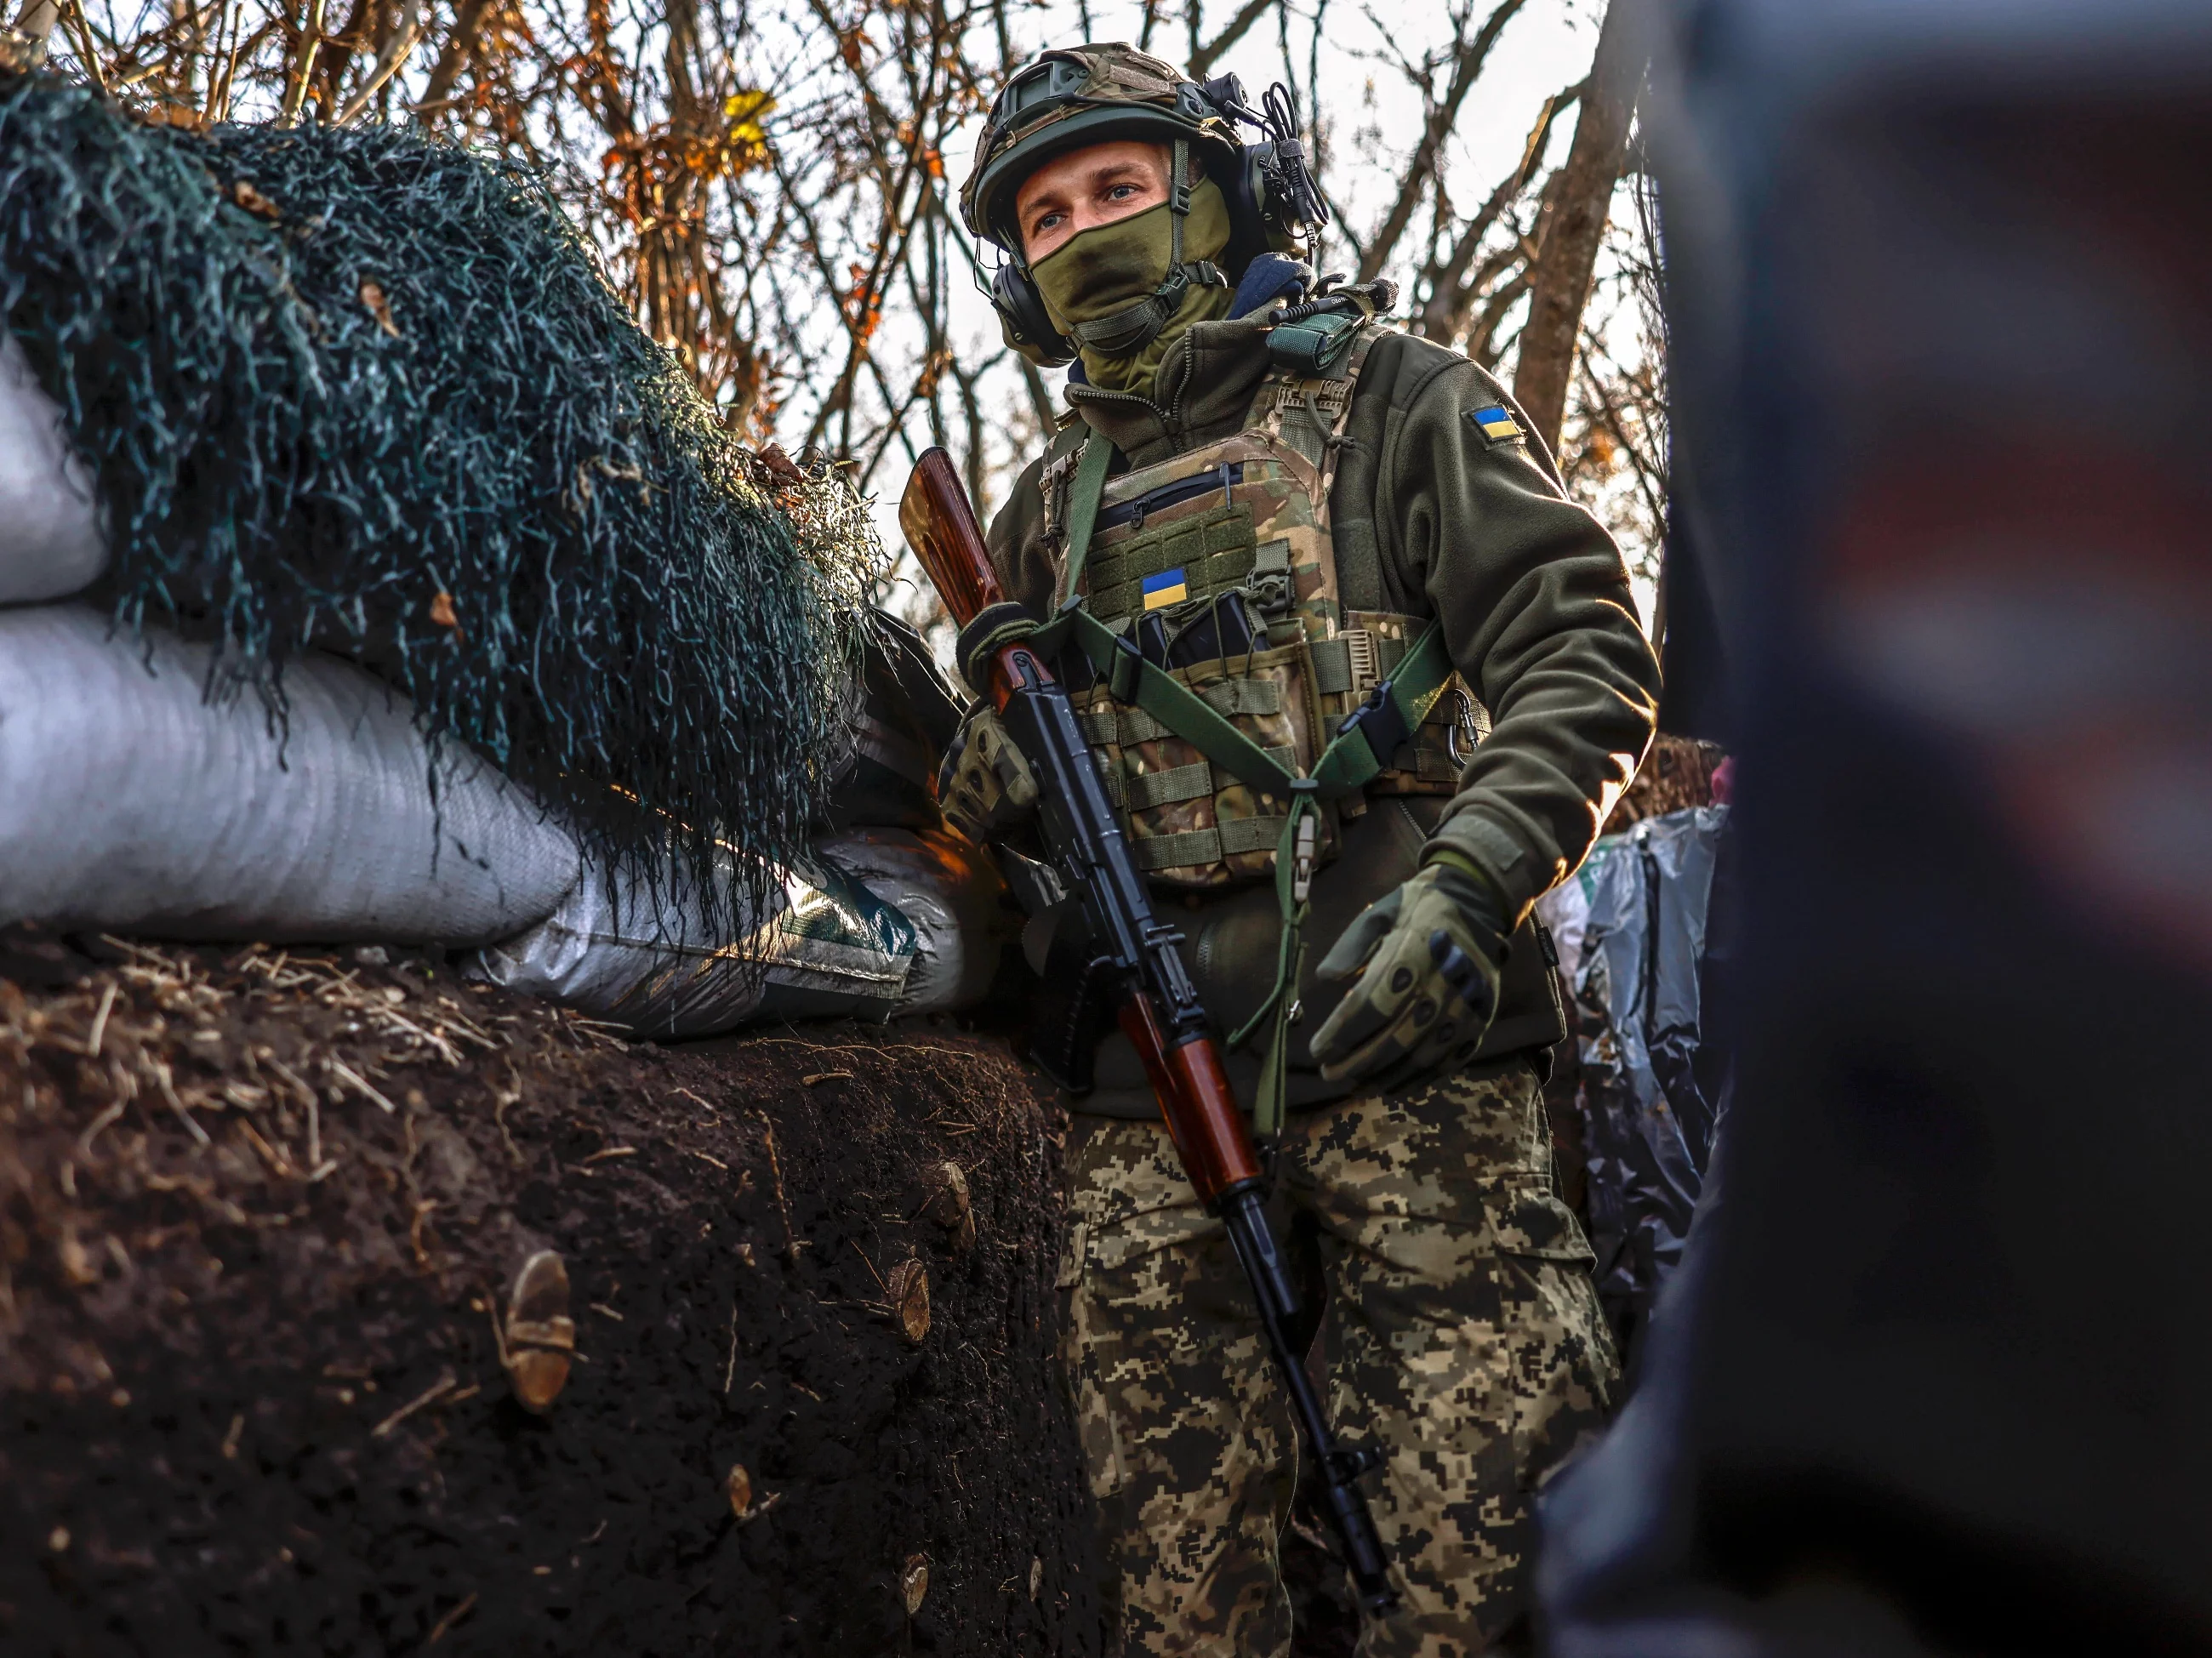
723, 88, 775, 146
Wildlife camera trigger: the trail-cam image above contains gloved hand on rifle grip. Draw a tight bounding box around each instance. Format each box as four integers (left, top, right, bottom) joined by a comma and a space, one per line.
936, 699, 1040, 845
1308, 850, 1513, 1088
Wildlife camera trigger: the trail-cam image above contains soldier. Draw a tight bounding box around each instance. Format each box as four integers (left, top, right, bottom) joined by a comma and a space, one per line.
939, 42, 1662, 1656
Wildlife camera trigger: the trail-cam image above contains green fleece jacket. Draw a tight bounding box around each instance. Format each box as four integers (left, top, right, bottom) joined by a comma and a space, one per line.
987, 309, 1660, 1117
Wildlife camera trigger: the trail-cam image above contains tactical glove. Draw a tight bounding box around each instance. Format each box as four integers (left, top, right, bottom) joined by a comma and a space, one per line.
1308, 852, 1513, 1089
935, 699, 1039, 845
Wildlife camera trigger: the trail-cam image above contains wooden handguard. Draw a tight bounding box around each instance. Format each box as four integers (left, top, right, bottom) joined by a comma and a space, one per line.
1119, 993, 1263, 1206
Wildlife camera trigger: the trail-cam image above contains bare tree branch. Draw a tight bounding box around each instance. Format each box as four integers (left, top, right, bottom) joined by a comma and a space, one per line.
1187, 0, 1272, 80
48, 0, 1663, 589
414, 0, 489, 116
1414, 78, 1578, 339
1513, 0, 1645, 454
1355, 0, 1522, 284
334, 0, 420, 122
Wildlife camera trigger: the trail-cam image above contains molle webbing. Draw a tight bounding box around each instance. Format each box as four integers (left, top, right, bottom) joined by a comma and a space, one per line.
1113, 745, 1298, 811
1037, 453, 1457, 1136
1131, 814, 1287, 870
1080, 675, 1282, 747
1251, 363, 1360, 472
1084, 503, 1257, 621
1048, 605, 1455, 818
1124, 760, 1214, 811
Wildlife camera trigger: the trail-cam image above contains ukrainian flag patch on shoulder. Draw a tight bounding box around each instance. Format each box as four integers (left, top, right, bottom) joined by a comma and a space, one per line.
1471, 404, 1522, 442
1142, 567, 1189, 610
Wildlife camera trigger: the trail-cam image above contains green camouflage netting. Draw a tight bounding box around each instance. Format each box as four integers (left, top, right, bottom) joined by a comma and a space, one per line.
0, 70, 878, 932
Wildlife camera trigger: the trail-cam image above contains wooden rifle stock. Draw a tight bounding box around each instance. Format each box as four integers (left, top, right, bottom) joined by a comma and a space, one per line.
897, 451, 1004, 659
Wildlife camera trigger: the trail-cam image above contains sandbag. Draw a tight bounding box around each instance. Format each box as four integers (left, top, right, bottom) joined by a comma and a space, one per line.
0, 332, 105, 603
469, 850, 922, 1037
0, 606, 580, 942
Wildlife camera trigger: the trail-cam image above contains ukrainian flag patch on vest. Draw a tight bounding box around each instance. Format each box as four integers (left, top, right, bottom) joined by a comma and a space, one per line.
1142, 567, 1189, 610
1472, 404, 1521, 442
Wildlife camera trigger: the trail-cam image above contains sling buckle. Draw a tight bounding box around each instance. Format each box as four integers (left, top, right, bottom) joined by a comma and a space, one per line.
1336, 677, 1410, 768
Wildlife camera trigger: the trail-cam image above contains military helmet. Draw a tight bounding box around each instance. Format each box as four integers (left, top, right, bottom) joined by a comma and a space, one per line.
960, 43, 1239, 248
961, 42, 1331, 363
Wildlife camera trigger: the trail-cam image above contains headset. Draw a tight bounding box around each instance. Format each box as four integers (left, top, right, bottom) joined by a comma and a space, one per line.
985, 75, 1332, 367
1207, 77, 1333, 265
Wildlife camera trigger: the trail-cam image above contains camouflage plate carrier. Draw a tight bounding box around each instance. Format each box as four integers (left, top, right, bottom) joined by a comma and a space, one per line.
949, 292, 1485, 1131
1042, 302, 1487, 893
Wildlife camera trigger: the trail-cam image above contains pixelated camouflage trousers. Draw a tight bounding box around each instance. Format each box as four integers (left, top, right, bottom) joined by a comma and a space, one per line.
1058, 1058, 1618, 1656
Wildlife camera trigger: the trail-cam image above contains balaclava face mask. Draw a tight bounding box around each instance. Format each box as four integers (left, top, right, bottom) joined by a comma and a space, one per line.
1024, 172, 1234, 397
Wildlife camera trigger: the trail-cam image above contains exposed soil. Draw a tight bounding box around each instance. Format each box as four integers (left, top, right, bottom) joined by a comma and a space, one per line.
0, 927, 1103, 1657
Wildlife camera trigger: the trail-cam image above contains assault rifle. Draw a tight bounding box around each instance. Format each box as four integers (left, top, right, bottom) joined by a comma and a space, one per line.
899, 447, 1398, 1617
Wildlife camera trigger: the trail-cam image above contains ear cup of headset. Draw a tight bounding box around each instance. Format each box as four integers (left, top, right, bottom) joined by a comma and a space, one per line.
1242, 143, 1326, 254
1220, 148, 1273, 271
990, 261, 1075, 366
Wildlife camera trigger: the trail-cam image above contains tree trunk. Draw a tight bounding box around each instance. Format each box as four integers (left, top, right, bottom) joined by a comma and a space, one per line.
10, 0, 60, 47
1512, 0, 1644, 458
415, 0, 492, 117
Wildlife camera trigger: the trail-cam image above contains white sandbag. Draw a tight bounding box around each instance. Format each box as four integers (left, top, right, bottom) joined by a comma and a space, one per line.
0, 333, 107, 603
812, 825, 1012, 1016
0, 606, 581, 942
470, 848, 921, 1037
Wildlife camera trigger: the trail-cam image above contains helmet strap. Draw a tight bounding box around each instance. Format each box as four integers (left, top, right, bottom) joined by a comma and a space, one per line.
1066, 138, 1227, 358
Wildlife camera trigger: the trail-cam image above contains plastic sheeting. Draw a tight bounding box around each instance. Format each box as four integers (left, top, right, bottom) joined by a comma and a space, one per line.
467, 612, 1003, 1037
0, 598, 1004, 1034
0, 605, 581, 943
1562, 805, 1729, 1355
813, 826, 1012, 1017
469, 847, 921, 1037
470, 821, 1014, 1038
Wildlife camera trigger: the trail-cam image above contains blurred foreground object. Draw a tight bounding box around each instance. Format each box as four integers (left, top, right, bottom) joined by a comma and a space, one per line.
1542, 1, 2212, 1652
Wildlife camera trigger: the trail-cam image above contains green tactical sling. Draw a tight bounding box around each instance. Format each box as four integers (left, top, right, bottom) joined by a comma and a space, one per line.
1016, 434, 1457, 1136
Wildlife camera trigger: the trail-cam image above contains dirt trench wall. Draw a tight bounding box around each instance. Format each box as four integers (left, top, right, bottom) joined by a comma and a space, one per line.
0, 931, 1103, 1656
